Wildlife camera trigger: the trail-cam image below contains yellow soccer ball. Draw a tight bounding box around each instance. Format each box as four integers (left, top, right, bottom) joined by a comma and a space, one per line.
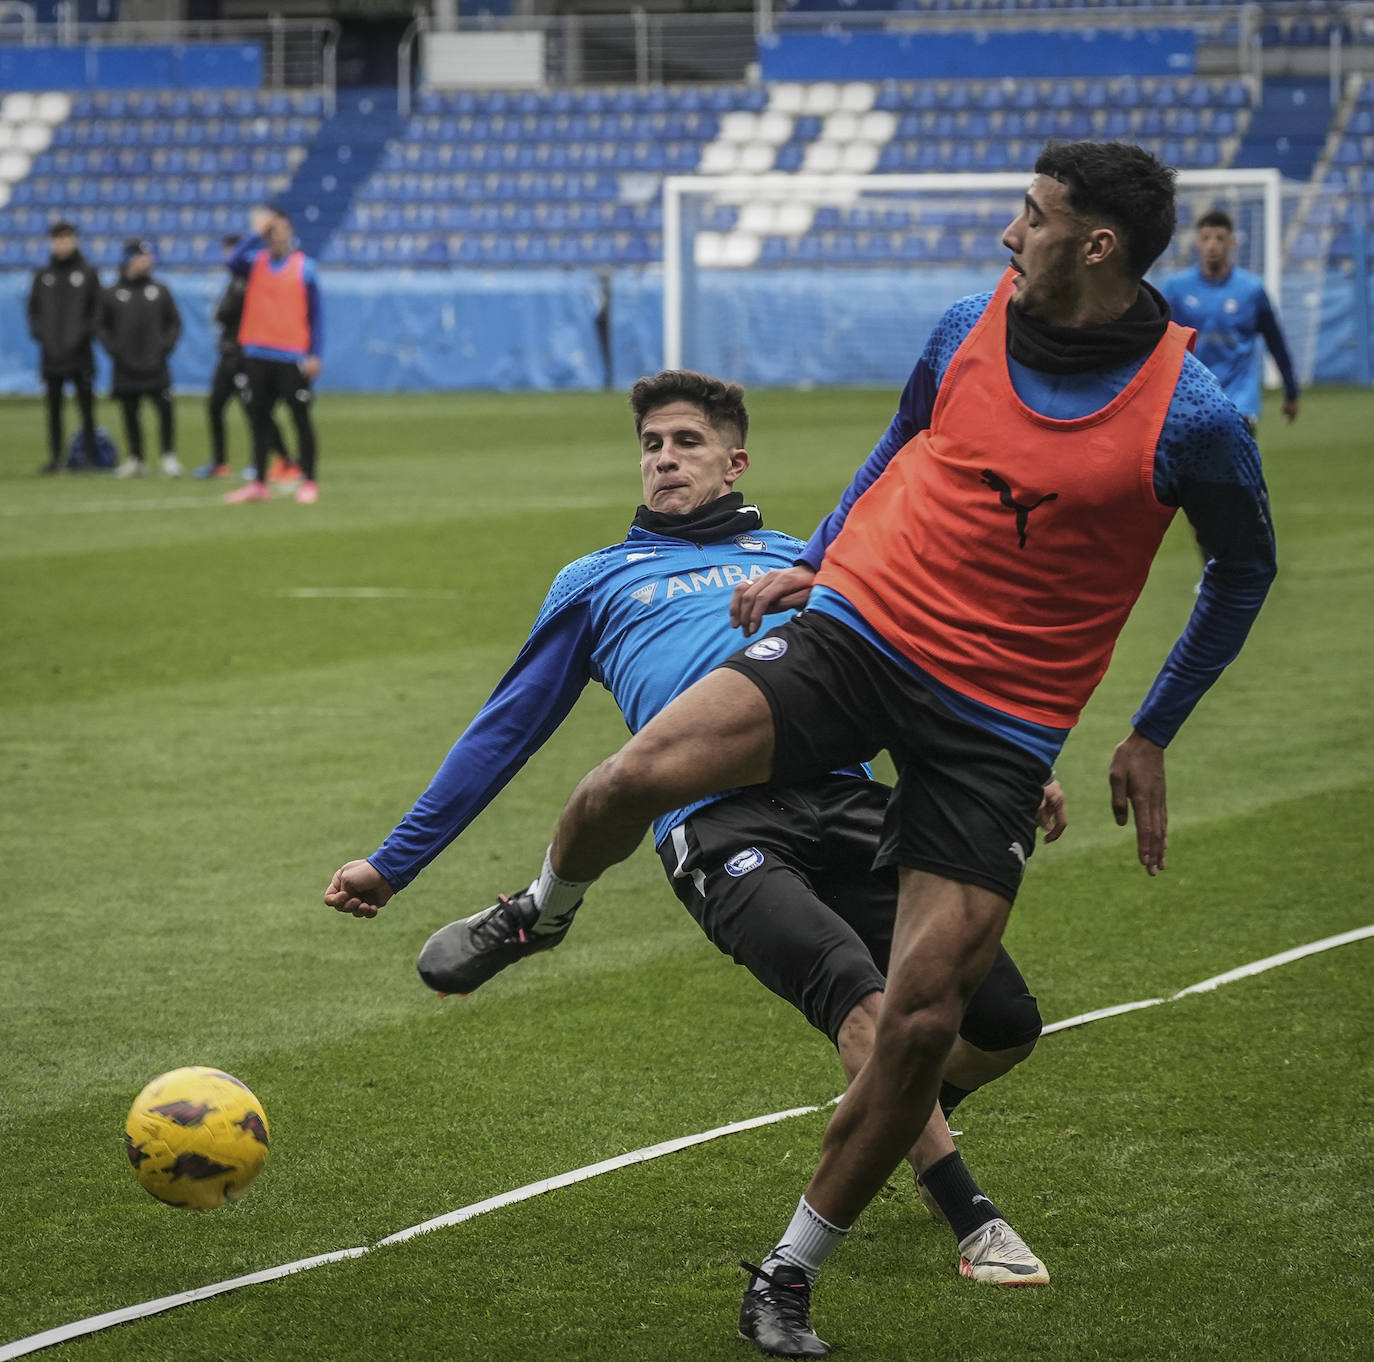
124, 1066, 270, 1209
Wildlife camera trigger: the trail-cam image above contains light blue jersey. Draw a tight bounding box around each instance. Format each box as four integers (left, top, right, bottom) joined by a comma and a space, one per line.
369, 520, 859, 890
1161, 264, 1298, 420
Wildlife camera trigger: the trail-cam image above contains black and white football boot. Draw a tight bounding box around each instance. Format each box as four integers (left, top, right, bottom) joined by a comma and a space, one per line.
416, 889, 577, 996
738, 1261, 830, 1358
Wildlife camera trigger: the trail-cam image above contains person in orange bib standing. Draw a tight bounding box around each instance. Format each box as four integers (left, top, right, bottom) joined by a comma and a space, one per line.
224, 207, 324, 505
325, 142, 1278, 1357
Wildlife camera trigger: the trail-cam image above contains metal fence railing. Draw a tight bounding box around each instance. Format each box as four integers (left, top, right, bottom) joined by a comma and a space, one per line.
398, 3, 1374, 115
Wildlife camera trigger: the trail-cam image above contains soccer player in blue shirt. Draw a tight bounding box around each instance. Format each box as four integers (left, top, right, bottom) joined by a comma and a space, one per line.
327, 370, 1062, 1290
1162, 209, 1300, 431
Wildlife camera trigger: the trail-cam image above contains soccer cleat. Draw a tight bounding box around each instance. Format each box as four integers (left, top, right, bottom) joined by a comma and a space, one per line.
738, 1261, 830, 1358
160, 453, 184, 476
294, 479, 318, 504
192, 462, 231, 480
267, 455, 302, 484
224, 481, 271, 504
39, 460, 61, 475
958, 1219, 1050, 1287
416, 889, 576, 996
113, 459, 146, 478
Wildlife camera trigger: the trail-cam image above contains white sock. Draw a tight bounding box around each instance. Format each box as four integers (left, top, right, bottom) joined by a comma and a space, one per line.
528, 846, 592, 934
757, 1196, 849, 1287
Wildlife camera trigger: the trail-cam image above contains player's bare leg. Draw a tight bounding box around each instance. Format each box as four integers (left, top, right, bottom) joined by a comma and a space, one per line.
741, 870, 1039, 1356
550, 666, 775, 881
807, 870, 1011, 1223
835, 994, 1035, 1175
834, 993, 1047, 1284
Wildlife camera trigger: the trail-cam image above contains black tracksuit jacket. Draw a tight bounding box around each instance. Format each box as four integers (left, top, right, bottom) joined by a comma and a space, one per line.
28, 250, 101, 378
99, 271, 183, 395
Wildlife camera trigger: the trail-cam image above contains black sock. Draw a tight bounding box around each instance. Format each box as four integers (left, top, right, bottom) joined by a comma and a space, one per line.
917, 1151, 1001, 1244
939, 1080, 974, 1119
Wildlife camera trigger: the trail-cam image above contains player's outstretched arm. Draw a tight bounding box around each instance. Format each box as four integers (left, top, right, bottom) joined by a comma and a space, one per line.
1108, 731, 1167, 876
322, 565, 597, 919
325, 859, 395, 919
730, 564, 816, 637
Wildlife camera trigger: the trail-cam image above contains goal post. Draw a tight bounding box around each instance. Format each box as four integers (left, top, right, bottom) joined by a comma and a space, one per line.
662, 168, 1285, 384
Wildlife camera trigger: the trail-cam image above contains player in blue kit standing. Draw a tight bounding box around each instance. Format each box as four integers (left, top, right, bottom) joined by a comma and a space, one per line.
1162, 209, 1300, 432
327, 369, 1063, 1290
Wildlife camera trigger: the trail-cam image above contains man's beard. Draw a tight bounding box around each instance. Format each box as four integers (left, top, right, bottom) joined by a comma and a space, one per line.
1009, 242, 1080, 322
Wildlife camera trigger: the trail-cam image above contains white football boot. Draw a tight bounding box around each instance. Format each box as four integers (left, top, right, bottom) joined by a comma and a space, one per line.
958, 1219, 1050, 1286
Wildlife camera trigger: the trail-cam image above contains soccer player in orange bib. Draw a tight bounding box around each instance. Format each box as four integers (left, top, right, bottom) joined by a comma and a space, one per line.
224, 208, 323, 505
331, 142, 1276, 1356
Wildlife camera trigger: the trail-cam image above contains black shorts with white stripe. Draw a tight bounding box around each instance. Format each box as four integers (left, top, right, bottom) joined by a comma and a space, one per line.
658, 774, 1041, 1048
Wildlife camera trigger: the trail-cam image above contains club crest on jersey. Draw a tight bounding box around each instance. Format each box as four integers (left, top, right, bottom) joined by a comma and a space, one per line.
724, 847, 764, 877
734, 534, 766, 551
745, 636, 787, 661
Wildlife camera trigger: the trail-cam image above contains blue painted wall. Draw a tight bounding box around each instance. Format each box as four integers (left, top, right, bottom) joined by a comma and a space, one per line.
2, 266, 1366, 394
0, 269, 608, 393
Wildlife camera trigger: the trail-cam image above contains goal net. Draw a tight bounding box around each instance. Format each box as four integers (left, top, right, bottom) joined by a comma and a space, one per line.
662, 169, 1327, 391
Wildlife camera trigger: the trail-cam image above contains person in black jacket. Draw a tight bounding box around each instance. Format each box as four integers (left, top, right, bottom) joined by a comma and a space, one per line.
27, 220, 101, 475
195, 233, 286, 480
100, 239, 183, 478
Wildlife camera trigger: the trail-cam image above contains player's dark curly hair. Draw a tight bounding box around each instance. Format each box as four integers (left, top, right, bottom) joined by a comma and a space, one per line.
1034, 141, 1177, 280
1197, 209, 1234, 233
629, 370, 748, 446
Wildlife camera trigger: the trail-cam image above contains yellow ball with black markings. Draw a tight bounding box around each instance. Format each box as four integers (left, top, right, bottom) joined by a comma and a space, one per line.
124, 1067, 270, 1209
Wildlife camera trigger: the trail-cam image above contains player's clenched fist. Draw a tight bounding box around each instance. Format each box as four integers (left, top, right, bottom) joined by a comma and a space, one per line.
325, 859, 395, 919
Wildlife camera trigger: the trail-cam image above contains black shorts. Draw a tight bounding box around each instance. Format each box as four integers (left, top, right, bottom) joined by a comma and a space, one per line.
658, 775, 1041, 1048
719, 610, 1051, 902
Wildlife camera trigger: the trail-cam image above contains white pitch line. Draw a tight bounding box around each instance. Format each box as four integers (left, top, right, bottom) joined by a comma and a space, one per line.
1170, 923, 1374, 997
1039, 996, 1166, 1036
0, 1249, 369, 1361
376, 1103, 821, 1247
280, 587, 460, 600
3, 925, 1370, 1361
0, 496, 224, 515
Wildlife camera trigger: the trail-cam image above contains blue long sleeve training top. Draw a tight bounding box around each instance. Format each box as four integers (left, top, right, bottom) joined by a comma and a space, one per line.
369, 524, 865, 891
799, 290, 1277, 763
1160, 264, 1298, 419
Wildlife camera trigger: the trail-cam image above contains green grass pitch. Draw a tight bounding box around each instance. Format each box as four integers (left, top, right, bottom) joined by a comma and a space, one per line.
1, 386, 1371, 1361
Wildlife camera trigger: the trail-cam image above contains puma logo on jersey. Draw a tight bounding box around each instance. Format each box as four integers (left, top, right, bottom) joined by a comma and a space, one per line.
981, 470, 1059, 549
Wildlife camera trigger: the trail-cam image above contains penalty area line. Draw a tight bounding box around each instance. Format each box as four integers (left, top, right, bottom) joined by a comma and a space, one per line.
2, 924, 1370, 1360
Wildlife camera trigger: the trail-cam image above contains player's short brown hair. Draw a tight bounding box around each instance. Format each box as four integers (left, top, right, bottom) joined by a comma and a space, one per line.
1197, 209, 1234, 233
629, 370, 748, 447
